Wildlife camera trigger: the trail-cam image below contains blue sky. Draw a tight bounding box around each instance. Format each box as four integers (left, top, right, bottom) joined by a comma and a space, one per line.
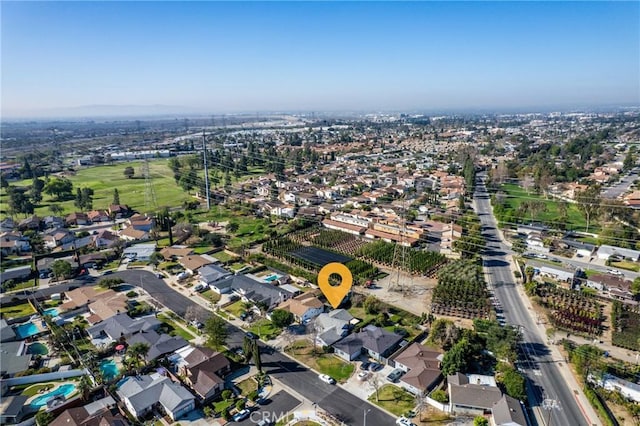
2, 1, 639, 117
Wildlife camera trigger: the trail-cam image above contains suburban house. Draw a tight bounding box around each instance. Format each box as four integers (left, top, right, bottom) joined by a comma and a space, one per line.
314, 309, 356, 347
179, 255, 216, 275
127, 330, 189, 361
43, 229, 76, 249
0, 394, 28, 424
199, 264, 233, 286
17, 215, 41, 231
125, 214, 155, 232
0, 341, 31, 377
0, 319, 16, 342
211, 275, 297, 311
66, 212, 91, 226
596, 245, 640, 262
117, 373, 195, 421
87, 210, 111, 223
333, 325, 404, 362
393, 343, 443, 396
0, 265, 32, 284
277, 291, 324, 323
491, 395, 528, 426
537, 265, 575, 284
59, 287, 129, 324
447, 373, 503, 416
122, 243, 157, 262
87, 313, 161, 345
0, 232, 31, 255
119, 227, 150, 242
49, 396, 128, 426
109, 204, 130, 219
585, 274, 635, 301
93, 229, 120, 249
160, 246, 194, 260
178, 347, 231, 402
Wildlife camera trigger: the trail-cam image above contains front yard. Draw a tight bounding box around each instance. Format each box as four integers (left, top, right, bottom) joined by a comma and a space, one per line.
368, 384, 416, 416
248, 319, 282, 340
286, 340, 354, 383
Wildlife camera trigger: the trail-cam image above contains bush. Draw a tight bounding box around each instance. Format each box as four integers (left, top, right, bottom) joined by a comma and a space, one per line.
126, 291, 137, 298
248, 390, 260, 401
235, 400, 245, 411
431, 389, 449, 403
221, 389, 233, 401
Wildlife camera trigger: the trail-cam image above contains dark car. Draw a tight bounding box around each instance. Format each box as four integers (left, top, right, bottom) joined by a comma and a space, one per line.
360, 362, 371, 371
245, 331, 259, 340
369, 362, 383, 372
386, 368, 404, 382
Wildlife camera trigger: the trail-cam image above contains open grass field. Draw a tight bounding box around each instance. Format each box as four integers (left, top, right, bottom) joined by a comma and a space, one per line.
497, 183, 592, 232
1, 159, 193, 216
368, 384, 416, 416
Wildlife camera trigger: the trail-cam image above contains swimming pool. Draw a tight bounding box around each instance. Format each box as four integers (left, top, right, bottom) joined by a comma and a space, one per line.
43, 308, 59, 317
99, 359, 119, 381
264, 274, 280, 282
14, 322, 39, 339
30, 384, 76, 408
28, 342, 49, 355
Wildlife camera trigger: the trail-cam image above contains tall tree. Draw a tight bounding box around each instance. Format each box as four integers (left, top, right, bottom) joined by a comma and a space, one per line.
204, 315, 229, 350
575, 187, 601, 233
44, 177, 73, 200
123, 166, 135, 179
113, 188, 120, 205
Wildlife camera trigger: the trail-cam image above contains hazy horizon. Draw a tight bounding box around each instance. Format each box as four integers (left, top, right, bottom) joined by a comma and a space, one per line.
2, 1, 639, 118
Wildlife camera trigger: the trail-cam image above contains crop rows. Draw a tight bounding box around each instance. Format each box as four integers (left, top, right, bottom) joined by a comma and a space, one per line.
431, 260, 490, 319
535, 284, 603, 336
611, 301, 640, 350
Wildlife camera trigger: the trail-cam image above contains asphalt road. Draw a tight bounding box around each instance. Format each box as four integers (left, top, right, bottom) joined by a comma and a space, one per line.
20, 270, 395, 426
601, 169, 638, 199
234, 390, 300, 425
475, 175, 594, 426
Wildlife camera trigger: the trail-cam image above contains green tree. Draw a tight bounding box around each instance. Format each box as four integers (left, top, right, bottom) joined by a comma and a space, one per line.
113, 188, 120, 205
512, 238, 527, 255
632, 277, 640, 296
78, 374, 92, 401
430, 389, 448, 404
127, 342, 150, 367
204, 315, 229, 350
498, 364, 527, 401
575, 187, 601, 233
473, 416, 489, 426
98, 277, 124, 288
363, 295, 382, 315
226, 222, 239, 233
35, 411, 54, 426
49, 204, 63, 215
43, 177, 73, 200
270, 309, 294, 328
51, 260, 72, 279
123, 166, 135, 179
623, 151, 636, 171
441, 337, 471, 376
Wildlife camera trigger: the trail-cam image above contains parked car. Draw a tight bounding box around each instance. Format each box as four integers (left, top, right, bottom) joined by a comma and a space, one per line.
360, 361, 371, 371
232, 409, 250, 422
396, 417, 416, 426
357, 371, 369, 381
369, 362, 383, 372
387, 368, 404, 382
193, 283, 206, 292
318, 374, 336, 384
245, 331, 259, 340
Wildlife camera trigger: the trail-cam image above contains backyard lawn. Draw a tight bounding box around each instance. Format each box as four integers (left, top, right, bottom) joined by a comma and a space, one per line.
368, 384, 416, 416
0, 301, 35, 319
212, 251, 238, 263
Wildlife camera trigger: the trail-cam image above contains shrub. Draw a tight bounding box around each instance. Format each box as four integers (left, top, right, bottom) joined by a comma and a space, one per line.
431, 389, 449, 403
221, 389, 233, 401
126, 291, 137, 298
235, 400, 245, 411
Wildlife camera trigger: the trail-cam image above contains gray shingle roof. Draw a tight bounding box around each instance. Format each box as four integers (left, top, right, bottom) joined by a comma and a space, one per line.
0, 341, 30, 376
127, 330, 189, 360
87, 313, 160, 340
199, 265, 232, 284
492, 395, 527, 426
117, 374, 194, 416
216, 275, 296, 309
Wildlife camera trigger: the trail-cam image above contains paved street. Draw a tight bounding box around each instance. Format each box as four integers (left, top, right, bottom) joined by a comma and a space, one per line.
474, 174, 601, 426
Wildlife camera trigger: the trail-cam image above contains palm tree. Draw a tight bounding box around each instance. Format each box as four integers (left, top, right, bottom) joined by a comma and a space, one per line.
127, 342, 150, 372
78, 375, 92, 401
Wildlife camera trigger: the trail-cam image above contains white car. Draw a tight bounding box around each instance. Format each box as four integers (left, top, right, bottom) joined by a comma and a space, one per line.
318, 374, 336, 384
607, 269, 623, 276
357, 371, 369, 381
396, 417, 416, 426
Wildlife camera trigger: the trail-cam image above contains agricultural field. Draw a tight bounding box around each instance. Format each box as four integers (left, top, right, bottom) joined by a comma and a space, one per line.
431, 260, 490, 319
535, 283, 604, 336
611, 301, 640, 351
288, 227, 447, 276
492, 183, 590, 232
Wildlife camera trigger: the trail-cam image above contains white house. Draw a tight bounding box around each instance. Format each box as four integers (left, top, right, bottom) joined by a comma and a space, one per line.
590, 373, 640, 403
597, 245, 640, 262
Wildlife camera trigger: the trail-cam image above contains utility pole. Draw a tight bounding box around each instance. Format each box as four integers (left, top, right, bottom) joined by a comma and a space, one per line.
203, 130, 211, 210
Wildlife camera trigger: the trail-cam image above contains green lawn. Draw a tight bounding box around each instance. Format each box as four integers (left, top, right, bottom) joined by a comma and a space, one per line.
224, 300, 248, 318
611, 261, 640, 272
21, 383, 53, 397
0, 302, 35, 318
498, 183, 592, 232
199, 289, 221, 304
248, 319, 282, 340
212, 398, 235, 414
193, 246, 214, 255
5, 281, 37, 293
157, 314, 196, 341
368, 384, 416, 416
236, 377, 258, 396
3, 160, 193, 216
316, 356, 355, 382
212, 251, 237, 263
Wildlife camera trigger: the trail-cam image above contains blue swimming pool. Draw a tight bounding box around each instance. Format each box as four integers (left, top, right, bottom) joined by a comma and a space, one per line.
99, 359, 119, 381
30, 384, 76, 408
264, 274, 280, 282
14, 322, 39, 339
43, 308, 59, 316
